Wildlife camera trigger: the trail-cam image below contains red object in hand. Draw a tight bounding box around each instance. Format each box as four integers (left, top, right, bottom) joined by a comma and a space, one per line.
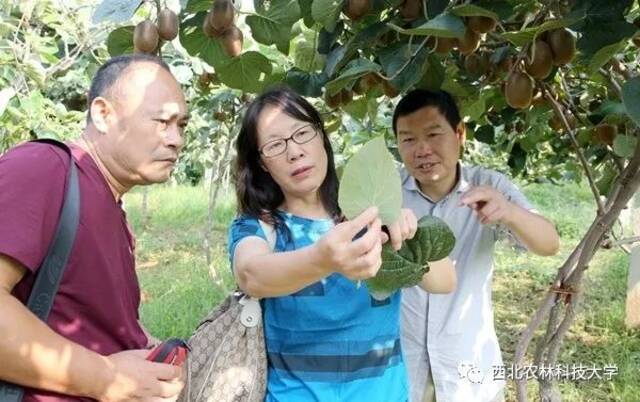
146, 338, 189, 366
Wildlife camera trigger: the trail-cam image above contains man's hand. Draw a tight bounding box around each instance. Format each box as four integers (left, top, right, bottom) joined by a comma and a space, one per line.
459, 185, 515, 225
94, 349, 184, 402
385, 208, 418, 251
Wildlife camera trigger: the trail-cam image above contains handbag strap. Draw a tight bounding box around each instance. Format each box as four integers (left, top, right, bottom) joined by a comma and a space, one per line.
0, 139, 80, 402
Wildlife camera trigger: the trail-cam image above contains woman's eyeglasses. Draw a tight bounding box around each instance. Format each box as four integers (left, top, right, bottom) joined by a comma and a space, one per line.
259, 124, 320, 158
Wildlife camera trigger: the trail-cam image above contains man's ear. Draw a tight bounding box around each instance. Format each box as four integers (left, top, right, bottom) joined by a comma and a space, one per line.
89, 97, 113, 134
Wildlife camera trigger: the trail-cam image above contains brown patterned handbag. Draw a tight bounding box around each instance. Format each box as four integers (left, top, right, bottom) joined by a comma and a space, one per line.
178, 221, 276, 402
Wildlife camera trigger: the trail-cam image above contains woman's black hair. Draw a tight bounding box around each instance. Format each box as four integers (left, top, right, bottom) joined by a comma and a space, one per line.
234, 86, 341, 236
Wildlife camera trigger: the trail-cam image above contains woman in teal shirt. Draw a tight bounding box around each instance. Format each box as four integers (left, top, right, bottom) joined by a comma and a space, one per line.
228, 87, 456, 401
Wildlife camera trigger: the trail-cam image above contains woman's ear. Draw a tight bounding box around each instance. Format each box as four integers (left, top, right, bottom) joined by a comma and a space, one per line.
259, 159, 269, 172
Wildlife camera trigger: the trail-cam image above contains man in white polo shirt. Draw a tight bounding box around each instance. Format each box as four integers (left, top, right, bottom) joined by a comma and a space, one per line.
393, 89, 560, 402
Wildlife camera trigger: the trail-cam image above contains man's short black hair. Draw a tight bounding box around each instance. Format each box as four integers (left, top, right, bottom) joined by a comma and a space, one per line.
392, 89, 462, 134
86, 54, 171, 123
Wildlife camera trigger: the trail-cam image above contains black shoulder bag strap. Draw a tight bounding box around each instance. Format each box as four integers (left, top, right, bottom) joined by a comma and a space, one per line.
0, 139, 81, 402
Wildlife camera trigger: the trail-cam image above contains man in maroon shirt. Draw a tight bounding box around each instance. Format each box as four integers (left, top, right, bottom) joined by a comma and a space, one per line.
0, 54, 190, 401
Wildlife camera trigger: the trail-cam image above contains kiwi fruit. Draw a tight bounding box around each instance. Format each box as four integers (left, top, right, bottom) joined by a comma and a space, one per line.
213, 111, 227, 121
221, 25, 243, 57
198, 72, 212, 87
546, 29, 576, 65
340, 89, 354, 104
434, 37, 456, 54
203, 11, 225, 38
382, 80, 400, 98
457, 28, 480, 55
133, 20, 159, 54
360, 73, 380, 91
400, 0, 422, 20
344, 0, 370, 21
549, 114, 563, 131
531, 91, 545, 107
498, 55, 514, 73
464, 54, 484, 77
467, 16, 497, 34
325, 91, 341, 109
594, 123, 617, 145
211, 0, 235, 33
504, 72, 534, 109
158, 8, 179, 41
526, 40, 553, 79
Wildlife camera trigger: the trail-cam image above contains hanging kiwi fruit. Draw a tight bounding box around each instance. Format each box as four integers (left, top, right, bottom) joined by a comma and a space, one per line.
457, 27, 480, 56
525, 40, 554, 79
133, 20, 159, 54
203, 11, 225, 38
467, 16, 497, 34
545, 28, 576, 65
210, 0, 235, 33
399, 0, 422, 20
157, 8, 179, 41
360, 73, 381, 91
382, 80, 400, 98
434, 37, 456, 55
325, 91, 341, 109
594, 123, 617, 145
344, 0, 370, 21
504, 72, 534, 109
221, 25, 243, 57
464, 54, 484, 78
340, 89, 354, 105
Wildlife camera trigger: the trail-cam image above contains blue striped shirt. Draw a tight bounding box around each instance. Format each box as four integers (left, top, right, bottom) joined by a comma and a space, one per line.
228, 211, 408, 402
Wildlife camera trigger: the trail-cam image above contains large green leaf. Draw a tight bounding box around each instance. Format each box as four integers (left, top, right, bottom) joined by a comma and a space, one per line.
417, 54, 445, 91
107, 26, 135, 57
499, 16, 582, 47
388, 13, 465, 38
571, 0, 635, 58
378, 44, 429, 93
622, 77, 640, 128
285, 69, 327, 97
325, 58, 381, 95
311, 0, 343, 33
92, 0, 141, 24
342, 96, 368, 120
613, 135, 638, 159
450, 4, 498, 20
462, 96, 486, 122
586, 41, 626, 75
179, 12, 230, 70
365, 215, 456, 299
246, 0, 301, 54
216, 52, 273, 93
293, 38, 325, 72
338, 136, 402, 226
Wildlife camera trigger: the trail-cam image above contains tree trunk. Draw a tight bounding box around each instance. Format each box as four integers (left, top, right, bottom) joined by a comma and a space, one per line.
203, 131, 236, 287
515, 138, 640, 401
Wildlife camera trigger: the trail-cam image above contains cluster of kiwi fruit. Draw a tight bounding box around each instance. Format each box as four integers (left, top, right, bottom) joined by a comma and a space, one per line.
202, 0, 243, 57
503, 28, 576, 109
324, 73, 401, 108
133, 8, 179, 54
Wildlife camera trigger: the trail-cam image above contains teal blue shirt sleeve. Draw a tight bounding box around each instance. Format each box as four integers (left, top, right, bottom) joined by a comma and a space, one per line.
227, 215, 267, 269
